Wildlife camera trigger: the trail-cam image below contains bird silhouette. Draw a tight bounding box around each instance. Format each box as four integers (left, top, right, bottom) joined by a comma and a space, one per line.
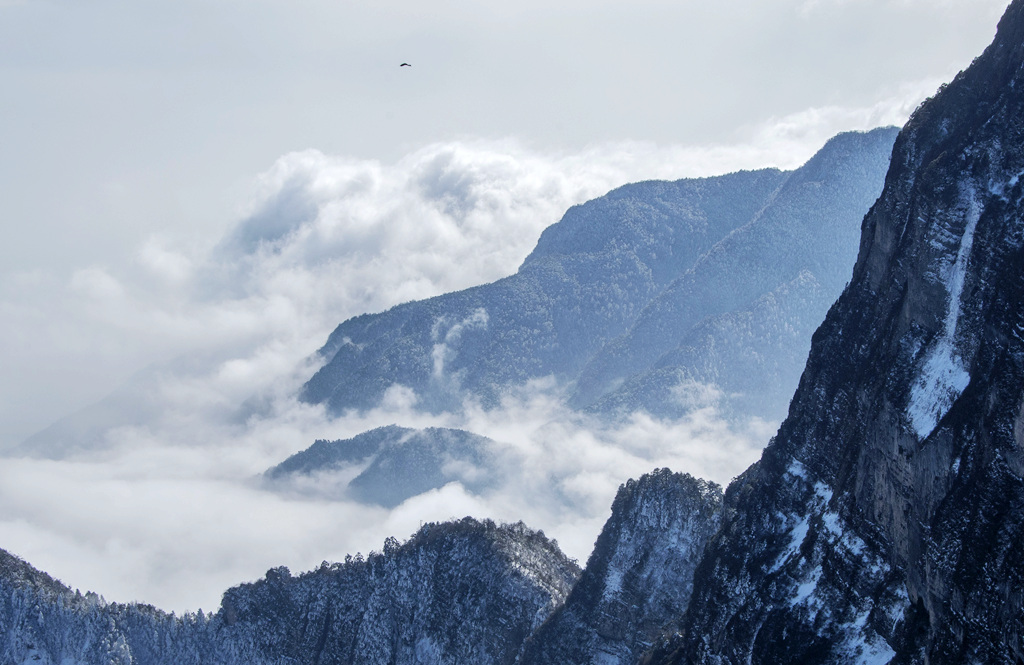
400, 63, 411, 67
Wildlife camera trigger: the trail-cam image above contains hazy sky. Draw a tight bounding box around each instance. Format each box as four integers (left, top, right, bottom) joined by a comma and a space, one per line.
0, 0, 1013, 612
2, 0, 1007, 267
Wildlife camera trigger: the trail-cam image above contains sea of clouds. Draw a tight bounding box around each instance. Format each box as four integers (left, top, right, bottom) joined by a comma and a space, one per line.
0, 92, 934, 613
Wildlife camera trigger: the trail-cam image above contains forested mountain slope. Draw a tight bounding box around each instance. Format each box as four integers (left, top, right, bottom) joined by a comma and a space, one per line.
0, 519, 578, 665
302, 129, 896, 424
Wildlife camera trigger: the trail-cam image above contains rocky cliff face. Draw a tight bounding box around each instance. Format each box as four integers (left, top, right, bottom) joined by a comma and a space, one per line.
519, 470, 722, 665
0, 519, 579, 665
301, 130, 896, 425
649, 2, 1024, 663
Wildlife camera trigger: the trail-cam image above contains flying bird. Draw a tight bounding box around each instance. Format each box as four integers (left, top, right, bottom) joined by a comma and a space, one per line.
400, 63, 411, 67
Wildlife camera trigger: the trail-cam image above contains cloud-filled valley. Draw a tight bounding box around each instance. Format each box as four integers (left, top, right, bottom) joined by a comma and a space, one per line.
0, 369, 772, 613
0, 100, 945, 613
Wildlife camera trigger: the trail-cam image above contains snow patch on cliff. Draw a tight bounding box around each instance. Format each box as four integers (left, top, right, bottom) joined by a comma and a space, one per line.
836, 609, 897, 665
907, 191, 981, 438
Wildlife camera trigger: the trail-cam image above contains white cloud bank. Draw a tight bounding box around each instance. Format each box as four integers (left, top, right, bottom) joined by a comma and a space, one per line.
0, 379, 773, 614
0, 89, 935, 613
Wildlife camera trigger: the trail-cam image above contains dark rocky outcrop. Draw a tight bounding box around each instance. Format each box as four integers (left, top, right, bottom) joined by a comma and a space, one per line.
650, 2, 1024, 663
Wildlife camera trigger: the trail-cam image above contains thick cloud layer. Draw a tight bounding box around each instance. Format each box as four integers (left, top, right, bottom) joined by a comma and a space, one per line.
0, 92, 947, 612
0, 379, 772, 614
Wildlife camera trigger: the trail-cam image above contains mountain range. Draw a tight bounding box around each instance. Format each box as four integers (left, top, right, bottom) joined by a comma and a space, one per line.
301, 127, 897, 425
14, 126, 896, 461
4, 0, 1024, 662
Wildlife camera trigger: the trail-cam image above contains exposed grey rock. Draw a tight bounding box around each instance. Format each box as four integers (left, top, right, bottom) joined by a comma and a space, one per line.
519, 469, 722, 665
649, 2, 1024, 663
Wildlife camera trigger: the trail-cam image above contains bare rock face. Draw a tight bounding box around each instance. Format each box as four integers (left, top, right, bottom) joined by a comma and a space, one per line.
518, 470, 723, 665
649, 2, 1024, 663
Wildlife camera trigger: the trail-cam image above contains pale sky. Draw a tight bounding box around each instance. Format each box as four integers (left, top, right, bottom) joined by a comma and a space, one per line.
1, 0, 1008, 270
0, 0, 1013, 611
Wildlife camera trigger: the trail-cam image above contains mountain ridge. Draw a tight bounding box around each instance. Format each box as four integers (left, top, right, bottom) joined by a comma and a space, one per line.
301, 129, 897, 428
11, 2, 1024, 661
264, 425, 502, 507
518, 469, 723, 665
0, 518, 580, 665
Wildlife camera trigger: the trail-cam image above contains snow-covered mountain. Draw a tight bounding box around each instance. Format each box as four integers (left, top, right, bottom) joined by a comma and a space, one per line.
264, 425, 502, 507
14, 128, 894, 461
9, 1, 1024, 662
0, 519, 579, 665
302, 128, 897, 424
572, 128, 899, 422
518, 470, 722, 665
300, 168, 786, 414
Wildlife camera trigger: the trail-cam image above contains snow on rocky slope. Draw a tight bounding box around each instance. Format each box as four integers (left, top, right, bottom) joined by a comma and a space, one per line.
0, 519, 579, 665
647, 2, 1024, 662
518, 469, 722, 665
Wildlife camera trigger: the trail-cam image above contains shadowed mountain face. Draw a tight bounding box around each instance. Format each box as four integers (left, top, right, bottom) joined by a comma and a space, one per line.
301, 128, 897, 425
644, 2, 1024, 663
301, 168, 787, 413
573, 127, 899, 422
264, 425, 501, 507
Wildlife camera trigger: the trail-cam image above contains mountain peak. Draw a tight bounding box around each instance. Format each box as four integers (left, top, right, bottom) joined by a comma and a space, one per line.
520, 469, 722, 665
